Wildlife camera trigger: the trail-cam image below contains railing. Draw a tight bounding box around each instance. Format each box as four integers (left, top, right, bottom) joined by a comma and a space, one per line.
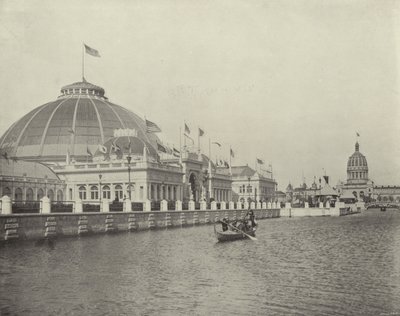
82, 203, 101, 212
109, 201, 123, 212
12, 201, 41, 214
167, 201, 175, 211
132, 202, 143, 212
51, 201, 74, 213
151, 201, 161, 211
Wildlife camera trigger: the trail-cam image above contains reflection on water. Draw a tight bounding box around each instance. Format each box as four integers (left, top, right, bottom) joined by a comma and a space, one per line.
1, 210, 400, 315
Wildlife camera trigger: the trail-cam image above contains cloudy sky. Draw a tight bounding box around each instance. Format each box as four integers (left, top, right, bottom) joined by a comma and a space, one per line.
0, 0, 399, 189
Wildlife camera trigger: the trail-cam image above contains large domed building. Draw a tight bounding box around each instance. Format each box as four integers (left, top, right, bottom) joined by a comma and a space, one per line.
0, 79, 234, 206
0, 80, 160, 163
337, 141, 374, 200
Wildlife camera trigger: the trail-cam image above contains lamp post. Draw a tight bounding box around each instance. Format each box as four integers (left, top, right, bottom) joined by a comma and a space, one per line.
127, 155, 132, 200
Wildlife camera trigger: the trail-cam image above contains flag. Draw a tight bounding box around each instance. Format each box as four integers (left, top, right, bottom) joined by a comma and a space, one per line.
157, 142, 167, 153
356, 132, 360, 137
323, 175, 329, 184
2, 151, 9, 163
224, 161, 230, 168
68, 128, 75, 135
111, 141, 121, 153
84, 44, 101, 57
87, 146, 93, 157
146, 119, 161, 133
98, 144, 107, 154
230, 148, 235, 158
184, 123, 191, 134
212, 142, 221, 147
256, 158, 264, 165
199, 128, 204, 137
184, 133, 194, 144
173, 147, 180, 157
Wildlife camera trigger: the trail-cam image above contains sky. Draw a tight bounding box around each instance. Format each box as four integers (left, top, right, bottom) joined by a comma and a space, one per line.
0, 0, 399, 189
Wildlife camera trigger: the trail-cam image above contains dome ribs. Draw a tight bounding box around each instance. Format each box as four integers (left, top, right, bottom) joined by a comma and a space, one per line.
70, 95, 81, 156
88, 96, 105, 144
98, 99, 126, 130
38, 96, 72, 157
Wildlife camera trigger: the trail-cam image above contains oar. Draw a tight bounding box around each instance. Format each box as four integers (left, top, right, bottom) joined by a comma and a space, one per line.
223, 220, 257, 241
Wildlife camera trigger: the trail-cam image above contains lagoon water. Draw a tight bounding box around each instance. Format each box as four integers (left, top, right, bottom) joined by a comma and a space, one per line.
1, 210, 400, 315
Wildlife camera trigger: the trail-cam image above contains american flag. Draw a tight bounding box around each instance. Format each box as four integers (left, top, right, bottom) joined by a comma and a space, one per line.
84, 44, 101, 57
146, 119, 161, 133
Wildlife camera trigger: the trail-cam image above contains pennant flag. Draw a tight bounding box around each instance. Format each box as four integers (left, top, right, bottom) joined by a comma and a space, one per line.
157, 142, 167, 153
224, 161, 230, 168
323, 175, 329, 184
230, 148, 235, 158
84, 44, 101, 57
87, 146, 93, 157
212, 142, 221, 147
256, 158, 264, 165
146, 119, 161, 133
356, 132, 360, 137
98, 144, 107, 154
184, 123, 191, 134
68, 128, 75, 135
173, 147, 180, 157
199, 128, 204, 137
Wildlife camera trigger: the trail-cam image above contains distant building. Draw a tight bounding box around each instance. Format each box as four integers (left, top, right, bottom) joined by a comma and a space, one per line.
373, 186, 400, 203
228, 165, 276, 203
336, 142, 374, 201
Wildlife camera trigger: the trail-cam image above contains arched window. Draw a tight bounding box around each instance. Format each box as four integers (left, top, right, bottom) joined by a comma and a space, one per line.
47, 189, 54, 201
14, 187, 23, 201
115, 184, 123, 200
102, 185, 111, 199
78, 186, 87, 200
26, 188, 34, 201
3, 187, 11, 197
37, 188, 44, 200
90, 186, 99, 200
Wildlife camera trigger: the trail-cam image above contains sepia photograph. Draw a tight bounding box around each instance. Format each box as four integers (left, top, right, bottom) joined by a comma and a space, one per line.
0, 0, 399, 315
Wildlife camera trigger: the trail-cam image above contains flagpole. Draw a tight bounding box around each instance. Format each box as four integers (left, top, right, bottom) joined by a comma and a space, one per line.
82, 43, 85, 81
229, 146, 232, 175
198, 127, 200, 154
179, 126, 182, 160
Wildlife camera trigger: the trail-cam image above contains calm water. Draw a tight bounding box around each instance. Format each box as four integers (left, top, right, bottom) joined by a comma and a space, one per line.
1, 210, 400, 315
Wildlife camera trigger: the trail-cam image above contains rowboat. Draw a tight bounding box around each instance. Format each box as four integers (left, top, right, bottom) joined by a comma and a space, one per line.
214, 224, 256, 242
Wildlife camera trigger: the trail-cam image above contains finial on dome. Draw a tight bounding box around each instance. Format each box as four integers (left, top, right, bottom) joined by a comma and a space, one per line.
355, 141, 359, 152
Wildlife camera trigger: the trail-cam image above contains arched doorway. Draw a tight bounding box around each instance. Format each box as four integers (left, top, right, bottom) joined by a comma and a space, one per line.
189, 173, 197, 201
47, 189, 54, 201
37, 188, 44, 200
26, 188, 34, 201
15, 188, 23, 201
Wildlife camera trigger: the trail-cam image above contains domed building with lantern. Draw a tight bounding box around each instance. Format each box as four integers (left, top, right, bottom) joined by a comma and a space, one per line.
0, 79, 233, 207
336, 141, 374, 201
